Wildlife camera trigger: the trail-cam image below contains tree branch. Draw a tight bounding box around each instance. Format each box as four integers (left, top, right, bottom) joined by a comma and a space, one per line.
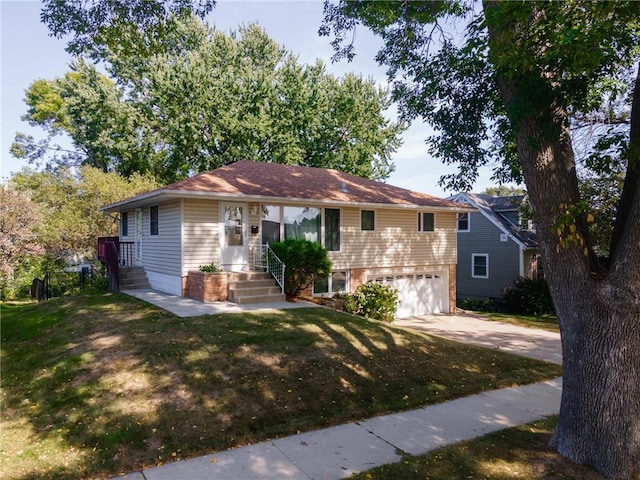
610, 62, 640, 263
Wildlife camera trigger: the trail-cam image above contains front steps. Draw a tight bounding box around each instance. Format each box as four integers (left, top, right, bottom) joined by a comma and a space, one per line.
119, 266, 150, 290
227, 271, 285, 304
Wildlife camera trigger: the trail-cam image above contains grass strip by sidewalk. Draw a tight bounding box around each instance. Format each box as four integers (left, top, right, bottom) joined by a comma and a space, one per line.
1, 293, 561, 480
473, 312, 560, 333
352, 416, 611, 480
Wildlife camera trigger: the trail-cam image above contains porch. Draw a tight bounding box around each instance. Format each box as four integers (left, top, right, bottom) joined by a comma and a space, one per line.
97, 237, 286, 304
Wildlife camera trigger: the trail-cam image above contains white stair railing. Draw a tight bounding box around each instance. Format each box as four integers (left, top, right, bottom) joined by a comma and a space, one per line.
252, 244, 285, 295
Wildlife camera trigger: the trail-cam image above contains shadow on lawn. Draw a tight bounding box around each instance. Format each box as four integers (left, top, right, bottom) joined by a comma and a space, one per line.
1, 294, 561, 480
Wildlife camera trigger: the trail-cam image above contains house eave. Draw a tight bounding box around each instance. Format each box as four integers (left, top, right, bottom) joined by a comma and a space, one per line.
102, 189, 477, 213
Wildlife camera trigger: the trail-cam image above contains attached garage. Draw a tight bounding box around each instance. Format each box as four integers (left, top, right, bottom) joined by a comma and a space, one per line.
369, 271, 447, 318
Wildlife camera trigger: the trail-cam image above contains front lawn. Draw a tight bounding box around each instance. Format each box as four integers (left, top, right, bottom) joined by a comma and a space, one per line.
352, 416, 610, 480
475, 311, 560, 333
1, 293, 561, 479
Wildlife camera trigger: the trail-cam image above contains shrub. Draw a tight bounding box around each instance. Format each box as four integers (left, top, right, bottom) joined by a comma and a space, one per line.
199, 263, 222, 273
500, 277, 555, 315
457, 297, 502, 313
269, 239, 332, 298
343, 282, 399, 322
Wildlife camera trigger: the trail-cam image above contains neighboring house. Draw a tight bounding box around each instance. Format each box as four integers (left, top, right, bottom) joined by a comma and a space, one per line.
101, 160, 473, 316
448, 192, 540, 301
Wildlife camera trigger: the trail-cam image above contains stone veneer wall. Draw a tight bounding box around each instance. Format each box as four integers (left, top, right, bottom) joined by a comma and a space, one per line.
184, 271, 228, 303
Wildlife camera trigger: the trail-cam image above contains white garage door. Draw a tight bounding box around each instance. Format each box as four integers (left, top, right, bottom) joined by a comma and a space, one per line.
370, 272, 446, 318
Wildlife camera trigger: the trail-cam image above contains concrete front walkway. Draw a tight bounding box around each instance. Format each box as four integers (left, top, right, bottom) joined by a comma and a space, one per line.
122, 288, 321, 317
111, 306, 563, 480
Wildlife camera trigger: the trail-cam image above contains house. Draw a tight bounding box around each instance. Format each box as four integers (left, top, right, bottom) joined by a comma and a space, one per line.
101, 160, 474, 317
448, 192, 540, 301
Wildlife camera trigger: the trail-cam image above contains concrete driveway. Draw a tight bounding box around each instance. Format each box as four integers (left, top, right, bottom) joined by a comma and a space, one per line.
395, 313, 562, 365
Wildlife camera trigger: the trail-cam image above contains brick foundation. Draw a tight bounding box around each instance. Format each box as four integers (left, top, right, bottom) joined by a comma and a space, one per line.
349, 268, 367, 293
184, 271, 228, 303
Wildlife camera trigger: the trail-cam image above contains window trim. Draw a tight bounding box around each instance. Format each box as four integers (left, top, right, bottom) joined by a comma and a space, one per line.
457, 212, 470, 232
472, 253, 489, 279
150, 205, 159, 236
360, 209, 375, 231
418, 211, 436, 232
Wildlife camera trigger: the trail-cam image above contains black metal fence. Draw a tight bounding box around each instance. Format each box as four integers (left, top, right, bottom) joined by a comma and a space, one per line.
30, 267, 100, 302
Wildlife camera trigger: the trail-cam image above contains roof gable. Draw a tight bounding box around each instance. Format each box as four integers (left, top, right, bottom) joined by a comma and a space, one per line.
448, 192, 538, 249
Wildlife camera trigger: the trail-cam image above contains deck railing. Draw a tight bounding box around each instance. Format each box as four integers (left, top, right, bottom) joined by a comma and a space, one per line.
119, 242, 135, 266
251, 244, 285, 295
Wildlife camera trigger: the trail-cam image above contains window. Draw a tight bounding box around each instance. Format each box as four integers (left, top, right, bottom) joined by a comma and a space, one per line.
472, 254, 489, 278
261, 205, 281, 244
457, 212, 469, 231
223, 205, 243, 246
361, 210, 375, 231
121, 212, 128, 237
325, 208, 340, 251
150, 206, 159, 236
418, 212, 435, 232
284, 207, 321, 242
314, 271, 348, 295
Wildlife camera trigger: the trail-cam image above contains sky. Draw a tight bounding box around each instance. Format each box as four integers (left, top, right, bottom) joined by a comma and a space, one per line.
1, 0, 502, 197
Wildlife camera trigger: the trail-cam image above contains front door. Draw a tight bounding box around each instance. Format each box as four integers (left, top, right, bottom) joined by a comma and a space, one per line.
220, 203, 247, 271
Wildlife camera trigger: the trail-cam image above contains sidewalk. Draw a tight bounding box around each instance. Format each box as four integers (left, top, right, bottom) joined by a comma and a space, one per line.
112, 298, 562, 480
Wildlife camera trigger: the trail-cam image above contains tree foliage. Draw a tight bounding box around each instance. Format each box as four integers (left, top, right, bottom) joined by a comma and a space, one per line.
40, 0, 216, 60
0, 185, 45, 281
321, 1, 640, 478
10, 167, 159, 263
481, 185, 526, 197
13, 19, 404, 183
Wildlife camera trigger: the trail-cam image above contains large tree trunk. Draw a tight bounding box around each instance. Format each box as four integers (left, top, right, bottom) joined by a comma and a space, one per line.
484, 4, 640, 478
515, 96, 640, 480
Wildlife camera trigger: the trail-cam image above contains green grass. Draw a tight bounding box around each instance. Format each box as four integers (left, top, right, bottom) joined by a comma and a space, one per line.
1, 293, 562, 479
352, 416, 613, 480
473, 312, 560, 333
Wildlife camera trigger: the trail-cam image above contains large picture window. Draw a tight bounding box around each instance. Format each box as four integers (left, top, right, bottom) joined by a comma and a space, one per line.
325, 208, 340, 251
284, 207, 321, 242
150, 206, 159, 236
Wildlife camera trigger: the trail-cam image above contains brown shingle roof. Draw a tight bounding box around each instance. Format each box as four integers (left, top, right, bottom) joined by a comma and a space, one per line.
103, 160, 472, 211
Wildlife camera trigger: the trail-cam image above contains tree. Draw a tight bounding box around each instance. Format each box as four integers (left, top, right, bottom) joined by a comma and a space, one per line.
11, 60, 157, 177
481, 185, 526, 197
0, 184, 45, 289
40, 0, 216, 60
10, 166, 159, 263
13, 19, 404, 183
322, 1, 640, 478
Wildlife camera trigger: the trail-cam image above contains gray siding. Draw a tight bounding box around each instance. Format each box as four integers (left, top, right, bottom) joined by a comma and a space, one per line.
142, 200, 182, 276
457, 211, 521, 299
